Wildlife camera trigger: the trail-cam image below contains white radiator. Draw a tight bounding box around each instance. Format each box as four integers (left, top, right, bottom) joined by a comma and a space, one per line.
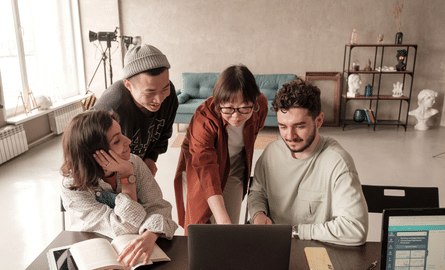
48, 102, 84, 135
0, 124, 28, 165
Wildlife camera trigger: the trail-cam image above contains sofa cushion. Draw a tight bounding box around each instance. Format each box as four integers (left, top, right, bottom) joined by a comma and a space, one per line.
175, 72, 297, 126
254, 74, 297, 100
182, 73, 220, 99
266, 100, 275, 116
176, 99, 207, 114
177, 92, 190, 104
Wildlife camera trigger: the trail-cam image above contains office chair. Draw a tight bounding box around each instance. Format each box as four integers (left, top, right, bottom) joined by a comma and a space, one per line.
361, 185, 439, 242
361, 185, 439, 213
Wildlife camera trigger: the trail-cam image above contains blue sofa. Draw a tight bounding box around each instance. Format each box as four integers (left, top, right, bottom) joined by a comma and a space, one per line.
174, 73, 297, 127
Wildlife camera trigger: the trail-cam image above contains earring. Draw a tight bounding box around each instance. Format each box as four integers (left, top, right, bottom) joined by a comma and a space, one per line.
253, 103, 260, 112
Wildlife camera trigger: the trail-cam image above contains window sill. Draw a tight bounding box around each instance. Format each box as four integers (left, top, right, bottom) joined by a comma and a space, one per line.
6, 94, 91, 125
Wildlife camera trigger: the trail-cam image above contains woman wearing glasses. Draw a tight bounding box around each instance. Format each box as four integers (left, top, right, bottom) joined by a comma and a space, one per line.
174, 65, 268, 233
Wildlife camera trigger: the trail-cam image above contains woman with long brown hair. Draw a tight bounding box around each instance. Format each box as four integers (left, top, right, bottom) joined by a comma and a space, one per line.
61, 110, 177, 267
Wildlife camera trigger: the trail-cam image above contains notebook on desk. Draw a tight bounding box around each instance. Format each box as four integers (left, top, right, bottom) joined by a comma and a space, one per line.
380, 208, 445, 270
187, 224, 292, 270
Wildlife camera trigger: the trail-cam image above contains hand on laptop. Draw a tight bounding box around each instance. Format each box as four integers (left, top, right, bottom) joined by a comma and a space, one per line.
252, 212, 273, 225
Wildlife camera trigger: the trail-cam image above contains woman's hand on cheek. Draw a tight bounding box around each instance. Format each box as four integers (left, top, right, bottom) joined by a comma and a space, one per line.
93, 150, 134, 177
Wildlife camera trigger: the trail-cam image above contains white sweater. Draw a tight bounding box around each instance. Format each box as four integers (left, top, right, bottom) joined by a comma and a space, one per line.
248, 136, 368, 246
61, 154, 178, 239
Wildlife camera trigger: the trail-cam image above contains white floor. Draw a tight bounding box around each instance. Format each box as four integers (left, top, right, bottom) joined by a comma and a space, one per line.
1, 124, 445, 269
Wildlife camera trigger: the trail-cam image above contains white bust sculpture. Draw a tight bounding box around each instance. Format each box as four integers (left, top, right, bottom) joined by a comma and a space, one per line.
347, 74, 361, 97
409, 89, 439, 130
392, 82, 403, 97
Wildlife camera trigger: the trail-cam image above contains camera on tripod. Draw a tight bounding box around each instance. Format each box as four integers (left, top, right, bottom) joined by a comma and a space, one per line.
87, 27, 141, 90
89, 30, 117, 43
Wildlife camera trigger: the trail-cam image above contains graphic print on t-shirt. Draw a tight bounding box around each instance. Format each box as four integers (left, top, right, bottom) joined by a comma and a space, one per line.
129, 119, 165, 159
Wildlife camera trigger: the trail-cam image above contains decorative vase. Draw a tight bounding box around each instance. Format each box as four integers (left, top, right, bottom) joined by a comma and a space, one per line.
395, 32, 403, 44
365, 84, 373, 97
353, 109, 366, 122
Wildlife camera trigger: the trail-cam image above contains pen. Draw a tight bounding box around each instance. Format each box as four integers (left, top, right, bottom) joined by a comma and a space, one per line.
365, 260, 378, 270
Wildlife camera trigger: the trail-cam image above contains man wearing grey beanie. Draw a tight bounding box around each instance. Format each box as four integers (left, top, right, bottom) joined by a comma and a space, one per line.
93, 44, 178, 176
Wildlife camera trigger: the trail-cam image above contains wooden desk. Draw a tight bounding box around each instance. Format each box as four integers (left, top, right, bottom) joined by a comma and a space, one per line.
26, 231, 381, 269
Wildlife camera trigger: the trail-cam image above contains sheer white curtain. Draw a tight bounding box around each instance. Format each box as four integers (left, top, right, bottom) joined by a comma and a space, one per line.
25, 0, 84, 101
0, 0, 84, 117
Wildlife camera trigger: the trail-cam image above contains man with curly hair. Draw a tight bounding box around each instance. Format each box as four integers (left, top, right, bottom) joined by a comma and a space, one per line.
247, 77, 368, 246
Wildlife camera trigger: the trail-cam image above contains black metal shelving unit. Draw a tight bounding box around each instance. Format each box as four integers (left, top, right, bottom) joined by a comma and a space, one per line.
341, 44, 417, 131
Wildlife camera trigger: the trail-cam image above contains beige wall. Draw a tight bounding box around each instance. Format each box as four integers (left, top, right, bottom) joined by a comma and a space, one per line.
79, 0, 122, 97
2, 0, 445, 143
81, 0, 445, 127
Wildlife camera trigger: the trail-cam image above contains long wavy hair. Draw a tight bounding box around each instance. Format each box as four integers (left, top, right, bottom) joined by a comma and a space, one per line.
60, 110, 117, 191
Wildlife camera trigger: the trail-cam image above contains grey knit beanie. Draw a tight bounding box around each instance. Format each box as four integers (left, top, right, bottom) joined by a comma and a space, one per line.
123, 44, 170, 79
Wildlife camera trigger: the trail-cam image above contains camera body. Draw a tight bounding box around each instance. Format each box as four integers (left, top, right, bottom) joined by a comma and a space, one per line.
97, 31, 117, 42
89, 30, 117, 43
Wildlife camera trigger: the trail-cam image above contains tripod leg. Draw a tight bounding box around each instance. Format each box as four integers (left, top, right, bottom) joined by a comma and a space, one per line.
103, 51, 107, 89
108, 46, 113, 85
88, 56, 105, 90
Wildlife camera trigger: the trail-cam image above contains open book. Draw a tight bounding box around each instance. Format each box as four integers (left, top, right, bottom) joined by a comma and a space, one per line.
47, 234, 170, 270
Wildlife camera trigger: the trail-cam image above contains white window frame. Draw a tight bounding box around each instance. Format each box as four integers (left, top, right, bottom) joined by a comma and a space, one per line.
0, 0, 85, 121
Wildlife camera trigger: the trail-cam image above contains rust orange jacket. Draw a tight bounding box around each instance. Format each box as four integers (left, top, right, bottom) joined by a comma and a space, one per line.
174, 94, 268, 233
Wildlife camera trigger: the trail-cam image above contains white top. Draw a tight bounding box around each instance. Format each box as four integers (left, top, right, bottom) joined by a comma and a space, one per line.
227, 123, 245, 160
248, 136, 368, 246
227, 123, 246, 180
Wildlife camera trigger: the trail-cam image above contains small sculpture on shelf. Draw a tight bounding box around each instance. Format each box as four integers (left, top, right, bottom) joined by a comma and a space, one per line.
365, 84, 373, 97
377, 34, 384, 45
409, 89, 439, 130
376, 66, 396, 72
364, 59, 373, 71
396, 49, 407, 71
350, 28, 358, 44
352, 59, 360, 71
347, 74, 361, 97
392, 82, 403, 97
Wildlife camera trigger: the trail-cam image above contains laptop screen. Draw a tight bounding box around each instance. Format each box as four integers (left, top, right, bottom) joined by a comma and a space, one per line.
381, 208, 445, 270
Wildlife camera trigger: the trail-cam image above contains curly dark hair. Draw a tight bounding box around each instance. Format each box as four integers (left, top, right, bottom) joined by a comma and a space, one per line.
271, 77, 321, 119
60, 110, 118, 191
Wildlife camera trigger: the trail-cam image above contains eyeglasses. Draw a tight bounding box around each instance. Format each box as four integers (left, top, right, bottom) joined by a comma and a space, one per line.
219, 106, 254, 114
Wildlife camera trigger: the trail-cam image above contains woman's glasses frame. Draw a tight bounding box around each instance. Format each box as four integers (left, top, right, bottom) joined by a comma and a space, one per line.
219, 106, 254, 115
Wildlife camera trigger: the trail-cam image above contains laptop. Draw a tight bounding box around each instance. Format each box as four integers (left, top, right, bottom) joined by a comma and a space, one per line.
380, 208, 445, 270
188, 224, 292, 270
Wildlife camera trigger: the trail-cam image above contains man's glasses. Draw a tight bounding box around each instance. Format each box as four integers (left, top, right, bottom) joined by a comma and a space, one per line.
219, 106, 254, 115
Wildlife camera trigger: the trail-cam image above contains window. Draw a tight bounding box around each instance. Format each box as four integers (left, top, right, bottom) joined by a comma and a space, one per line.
0, 0, 85, 118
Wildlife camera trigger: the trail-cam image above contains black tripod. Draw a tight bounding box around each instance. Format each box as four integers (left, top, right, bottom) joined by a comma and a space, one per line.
88, 38, 113, 90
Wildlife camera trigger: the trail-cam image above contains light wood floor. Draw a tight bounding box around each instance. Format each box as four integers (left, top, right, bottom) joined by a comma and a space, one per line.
1, 124, 444, 269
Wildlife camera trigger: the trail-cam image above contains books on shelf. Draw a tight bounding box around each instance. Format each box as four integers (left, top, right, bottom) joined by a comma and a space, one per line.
47, 234, 170, 270
363, 109, 377, 123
